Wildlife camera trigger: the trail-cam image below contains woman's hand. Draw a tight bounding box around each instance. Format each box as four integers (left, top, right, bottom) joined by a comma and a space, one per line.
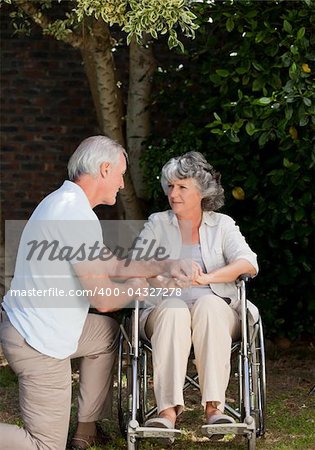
191, 260, 204, 281
159, 260, 203, 288
193, 271, 211, 286
193, 259, 257, 285
150, 260, 203, 289
167, 259, 202, 283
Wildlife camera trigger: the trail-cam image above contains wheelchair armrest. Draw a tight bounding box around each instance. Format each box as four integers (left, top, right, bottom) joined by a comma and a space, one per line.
237, 273, 253, 283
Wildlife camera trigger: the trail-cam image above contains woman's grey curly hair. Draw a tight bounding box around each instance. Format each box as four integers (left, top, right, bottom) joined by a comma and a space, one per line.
161, 151, 224, 211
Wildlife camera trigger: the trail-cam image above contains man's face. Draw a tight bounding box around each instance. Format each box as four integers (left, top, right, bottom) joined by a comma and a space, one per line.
101, 153, 126, 205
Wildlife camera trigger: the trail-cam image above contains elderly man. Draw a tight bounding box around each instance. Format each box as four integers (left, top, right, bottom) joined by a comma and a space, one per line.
0, 136, 190, 450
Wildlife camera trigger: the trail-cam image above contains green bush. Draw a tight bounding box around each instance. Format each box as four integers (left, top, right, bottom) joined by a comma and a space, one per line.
142, 0, 315, 339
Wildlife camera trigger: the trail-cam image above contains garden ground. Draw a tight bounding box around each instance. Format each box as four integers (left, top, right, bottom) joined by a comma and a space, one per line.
0, 340, 314, 450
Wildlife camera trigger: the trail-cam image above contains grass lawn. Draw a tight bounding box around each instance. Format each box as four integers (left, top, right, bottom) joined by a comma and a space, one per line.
0, 341, 314, 450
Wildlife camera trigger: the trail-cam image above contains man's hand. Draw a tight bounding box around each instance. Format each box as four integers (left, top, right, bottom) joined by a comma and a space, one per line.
154, 275, 181, 289
127, 277, 149, 301
170, 259, 202, 281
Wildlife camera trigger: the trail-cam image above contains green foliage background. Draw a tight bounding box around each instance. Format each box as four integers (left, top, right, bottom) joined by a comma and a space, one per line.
142, 0, 315, 339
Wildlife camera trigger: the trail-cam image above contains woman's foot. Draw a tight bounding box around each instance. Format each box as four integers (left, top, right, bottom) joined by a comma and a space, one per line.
203, 403, 235, 440
144, 406, 177, 429
206, 402, 222, 420
144, 407, 177, 445
159, 407, 177, 427
205, 403, 234, 424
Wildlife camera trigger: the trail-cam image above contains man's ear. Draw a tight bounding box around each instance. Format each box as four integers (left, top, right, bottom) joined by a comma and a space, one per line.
100, 162, 111, 178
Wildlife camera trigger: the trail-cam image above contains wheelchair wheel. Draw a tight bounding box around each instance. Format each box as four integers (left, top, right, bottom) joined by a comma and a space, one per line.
117, 314, 144, 440
247, 431, 256, 450
249, 317, 267, 437
117, 315, 134, 436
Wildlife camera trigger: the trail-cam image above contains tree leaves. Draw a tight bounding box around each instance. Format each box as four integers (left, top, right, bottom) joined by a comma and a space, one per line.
205, 0, 314, 153
142, 0, 315, 338
74, 0, 198, 51
245, 121, 256, 135
283, 19, 292, 33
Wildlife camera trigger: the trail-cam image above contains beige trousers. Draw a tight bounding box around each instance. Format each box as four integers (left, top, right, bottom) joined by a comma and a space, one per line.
0, 313, 119, 450
145, 295, 240, 414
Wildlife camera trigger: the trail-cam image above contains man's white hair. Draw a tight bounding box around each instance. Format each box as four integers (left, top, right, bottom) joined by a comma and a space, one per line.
68, 135, 127, 181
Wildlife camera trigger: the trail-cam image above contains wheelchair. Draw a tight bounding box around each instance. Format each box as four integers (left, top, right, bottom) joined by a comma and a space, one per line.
117, 275, 266, 449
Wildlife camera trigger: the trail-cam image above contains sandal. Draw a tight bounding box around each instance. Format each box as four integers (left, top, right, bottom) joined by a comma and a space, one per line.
145, 417, 175, 429
144, 417, 176, 444
207, 413, 235, 425
203, 413, 235, 441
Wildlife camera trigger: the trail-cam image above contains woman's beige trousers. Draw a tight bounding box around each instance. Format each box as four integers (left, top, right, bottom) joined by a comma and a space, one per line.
145, 295, 240, 415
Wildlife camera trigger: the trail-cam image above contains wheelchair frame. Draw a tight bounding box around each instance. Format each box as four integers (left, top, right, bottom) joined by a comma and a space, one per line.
117, 276, 266, 449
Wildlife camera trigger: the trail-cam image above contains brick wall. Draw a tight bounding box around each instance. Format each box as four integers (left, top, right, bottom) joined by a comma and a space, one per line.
0, 8, 99, 227
0, 6, 181, 234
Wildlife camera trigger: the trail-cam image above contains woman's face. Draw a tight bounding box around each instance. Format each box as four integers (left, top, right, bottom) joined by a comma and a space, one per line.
167, 178, 203, 218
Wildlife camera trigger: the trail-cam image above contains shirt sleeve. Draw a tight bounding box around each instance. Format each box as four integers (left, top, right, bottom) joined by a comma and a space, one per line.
221, 216, 259, 274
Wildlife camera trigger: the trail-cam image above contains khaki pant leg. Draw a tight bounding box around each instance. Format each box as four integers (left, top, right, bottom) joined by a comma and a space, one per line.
0, 320, 72, 450
72, 313, 119, 421
145, 298, 191, 414
191, 295, 240, 412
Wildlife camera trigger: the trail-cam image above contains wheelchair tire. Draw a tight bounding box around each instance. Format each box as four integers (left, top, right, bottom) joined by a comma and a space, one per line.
117, 314, 144, 438
117, 315, 134, 436
247, 431, 257, 450
249, 317, 267, 437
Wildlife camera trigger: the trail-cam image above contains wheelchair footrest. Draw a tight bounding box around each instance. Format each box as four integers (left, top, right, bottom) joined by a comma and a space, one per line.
129, 426, 182, 440
202, 422, 254, 437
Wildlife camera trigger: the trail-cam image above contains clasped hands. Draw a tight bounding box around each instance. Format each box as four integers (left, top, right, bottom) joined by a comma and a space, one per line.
129, 259, 208, 301
155, 259, 207, 289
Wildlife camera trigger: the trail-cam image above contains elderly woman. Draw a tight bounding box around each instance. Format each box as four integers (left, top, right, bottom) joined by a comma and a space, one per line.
137, 151, 258, 430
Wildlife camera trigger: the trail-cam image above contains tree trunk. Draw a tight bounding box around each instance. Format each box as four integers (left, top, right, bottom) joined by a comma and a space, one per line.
81, 20, 144, 219
12, 5, 147, 219
127, 36, 156, 199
